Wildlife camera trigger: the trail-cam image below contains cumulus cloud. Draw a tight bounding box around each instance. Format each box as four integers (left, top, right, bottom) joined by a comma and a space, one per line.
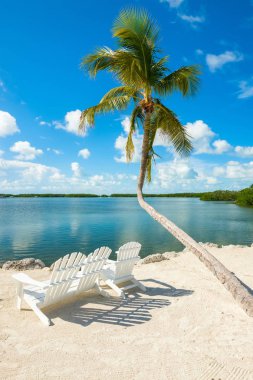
0, 111, 20, 137
160, 0, 184, 7
237, 80, 253, 99
0, 159, 61, 182
54, 110, 84, 136
0, 157, 140, 193
213, 161, 253, 180
234, 146, 253, 157
178, 14, 205, 27
185, 120, 232, 155
10, 141, 43, 161
186, 120, 215, 154
78, 148, 90, 159
156, 159, 198, 188
212, 139, 232, 154
71, 162, 81, 177
206, 51, 243, 72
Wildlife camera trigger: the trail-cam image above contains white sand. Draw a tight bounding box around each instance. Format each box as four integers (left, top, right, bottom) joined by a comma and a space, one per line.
1, 246, 253, 380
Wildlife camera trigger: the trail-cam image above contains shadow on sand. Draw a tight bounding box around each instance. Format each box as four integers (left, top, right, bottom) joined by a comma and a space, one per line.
49, 279, 193, 327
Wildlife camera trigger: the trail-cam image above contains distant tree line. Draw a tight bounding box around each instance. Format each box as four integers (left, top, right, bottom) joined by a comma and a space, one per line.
0, 186, 252, 207
200, 185, 253, 207
111, 193, 203, 198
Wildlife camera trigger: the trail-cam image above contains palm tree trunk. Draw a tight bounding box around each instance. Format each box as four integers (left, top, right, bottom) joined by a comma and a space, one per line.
137, 114, 253, 317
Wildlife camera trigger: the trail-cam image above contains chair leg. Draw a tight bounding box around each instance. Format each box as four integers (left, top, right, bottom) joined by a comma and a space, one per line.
105, 279, 125, 299
95, 279, 110, 298
26, 300, 51, 326
132, 279, 146, 292
16, 283, 23, 310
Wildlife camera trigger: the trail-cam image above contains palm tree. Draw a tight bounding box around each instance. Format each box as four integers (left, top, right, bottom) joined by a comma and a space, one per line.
79, 8, 253, 316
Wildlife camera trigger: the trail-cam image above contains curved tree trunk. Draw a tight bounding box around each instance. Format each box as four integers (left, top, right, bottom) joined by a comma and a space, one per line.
137, 118, 253, 317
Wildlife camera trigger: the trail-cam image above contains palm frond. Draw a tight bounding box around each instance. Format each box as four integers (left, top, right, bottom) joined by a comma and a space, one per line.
126, 105, 143, 161
112, 8, 159, 84
153, 102, 193, 156
113, 8, 158, 49
81, 47, 115, 78
79, 95, 131, 131
154, 65, 201, 96
100, 86, 141, 103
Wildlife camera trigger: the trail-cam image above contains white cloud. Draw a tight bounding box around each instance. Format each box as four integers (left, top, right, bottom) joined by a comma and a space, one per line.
156, 159, 198, 186
0, 159, 61, 182
238, 80, 253, 99
47, 148, 62, 155
160, 0, 184, 8
206, 51, 243, 72
78, 148, 90, 159
212, 139, 232, 154
39, 121, 51, 126
186, 120, 215, 154
10, 141, 43, 161
235, 146, 253, 157
71, 162, 81, 177
0, 157, 139, 194
186, 120, 232, 155
213, 161, 253, 180
54, 110, 84, 136
178, 14, 205, 27
0, 150, 4, 156
0, 111, 20, 137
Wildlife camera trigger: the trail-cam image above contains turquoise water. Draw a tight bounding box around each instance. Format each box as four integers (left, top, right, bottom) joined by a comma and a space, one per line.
0, 197, 252, 265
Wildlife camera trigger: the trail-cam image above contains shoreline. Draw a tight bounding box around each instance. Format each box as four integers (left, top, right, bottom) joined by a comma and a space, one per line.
1, 242, 253, 270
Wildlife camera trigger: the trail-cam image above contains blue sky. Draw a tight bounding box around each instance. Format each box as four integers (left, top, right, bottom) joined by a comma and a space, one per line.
0, 0, 252, 194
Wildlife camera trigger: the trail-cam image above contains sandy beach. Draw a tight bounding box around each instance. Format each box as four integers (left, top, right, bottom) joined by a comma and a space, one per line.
1, 245, 253, 380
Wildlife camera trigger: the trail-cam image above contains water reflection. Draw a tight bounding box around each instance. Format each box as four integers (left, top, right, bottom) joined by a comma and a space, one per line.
0, 197, 252, 265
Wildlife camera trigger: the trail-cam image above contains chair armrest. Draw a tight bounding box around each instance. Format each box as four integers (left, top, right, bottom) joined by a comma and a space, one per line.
12, 273, 49, 289
103, 259, 116, 270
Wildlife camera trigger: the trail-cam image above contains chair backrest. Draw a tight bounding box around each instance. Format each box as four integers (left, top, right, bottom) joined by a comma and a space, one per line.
115, 242, 141, 279
43, 252, 85, 306
76, 246, 112, 294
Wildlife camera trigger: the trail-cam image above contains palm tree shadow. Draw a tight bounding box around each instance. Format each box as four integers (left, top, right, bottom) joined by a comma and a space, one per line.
141, 278, 194, 297
49, 280, 193, 328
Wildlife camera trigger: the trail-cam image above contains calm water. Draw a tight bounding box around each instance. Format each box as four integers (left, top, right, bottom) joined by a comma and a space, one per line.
0, 197, 252, 265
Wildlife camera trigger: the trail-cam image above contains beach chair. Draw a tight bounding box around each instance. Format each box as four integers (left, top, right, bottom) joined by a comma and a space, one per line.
101, 242, 146, 298
76, 246, 112, 296
12, 248, 111, 326
12, 252, 85, 326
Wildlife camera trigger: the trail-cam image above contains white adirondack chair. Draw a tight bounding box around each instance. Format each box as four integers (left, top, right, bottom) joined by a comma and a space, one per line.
12, 248, 111, 326
76, 246, 112, 296
12, 252, 85, 326
101, 242, 146, 298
